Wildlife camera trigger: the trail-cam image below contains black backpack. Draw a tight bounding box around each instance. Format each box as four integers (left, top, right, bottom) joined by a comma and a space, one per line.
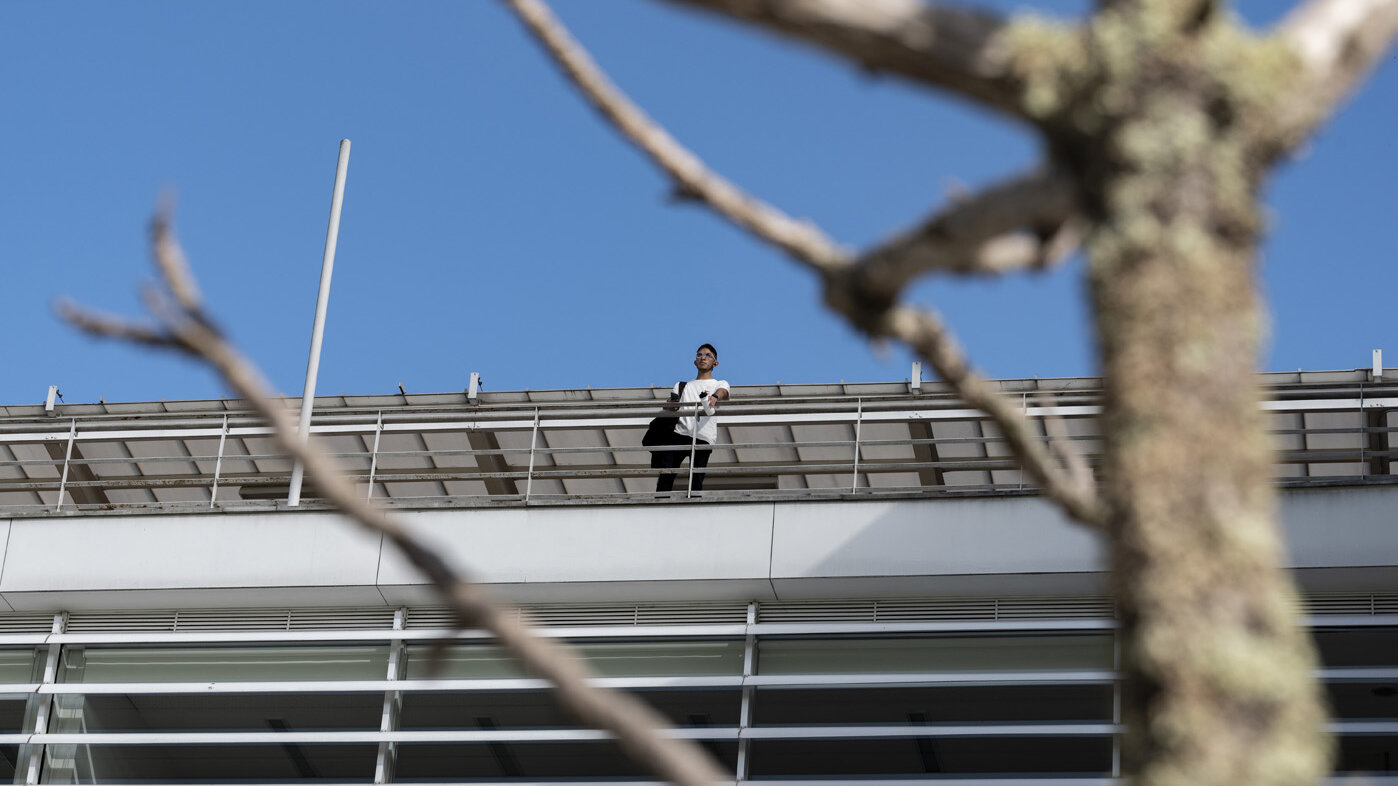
641, 381, 687, 447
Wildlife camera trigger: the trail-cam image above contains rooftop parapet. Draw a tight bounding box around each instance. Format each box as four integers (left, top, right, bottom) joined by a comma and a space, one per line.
0, 370, 1394, 516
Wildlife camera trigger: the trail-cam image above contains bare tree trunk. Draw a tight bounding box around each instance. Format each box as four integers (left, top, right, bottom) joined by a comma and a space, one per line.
1084, 37, 1331, 786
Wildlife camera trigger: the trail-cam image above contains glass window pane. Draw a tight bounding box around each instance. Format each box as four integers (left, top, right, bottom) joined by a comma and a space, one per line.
61, 645, 389, 683
1314, 628, 1398, 668
0, 649, 43, 684
394, 741, 738, 781
405, 640, 744, 679
758, 635, 1113, 674
40, 744, 376, 783
748, 737, 1112, 777
0, 695, 32, 733
1327, 683, 1398, 720
753, 684, 1114, 725
1336, 735, 1398, 774
50, 693, 384, 733
401, 688, 741, 730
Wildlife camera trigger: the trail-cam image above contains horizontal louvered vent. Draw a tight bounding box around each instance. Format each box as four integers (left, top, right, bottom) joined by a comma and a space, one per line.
34, 592, 1398, 634
759, 597, 1115, 623
406, 603, 747, 630
290, 608, 397, 630
996, 597, 1115, 619
405, 608, 460, 630
759, 601, 877, 623
67, 607, 397, 633
66, 610, 180, 632
172, 609, 294, 631
1304, 593, 1398, 616
0, 613, 58, 634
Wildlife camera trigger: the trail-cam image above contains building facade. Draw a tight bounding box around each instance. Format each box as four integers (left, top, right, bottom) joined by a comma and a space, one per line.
0, 371, 1392, 783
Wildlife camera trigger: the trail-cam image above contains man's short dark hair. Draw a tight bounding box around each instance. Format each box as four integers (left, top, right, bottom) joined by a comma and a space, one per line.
697, 343, 718, 359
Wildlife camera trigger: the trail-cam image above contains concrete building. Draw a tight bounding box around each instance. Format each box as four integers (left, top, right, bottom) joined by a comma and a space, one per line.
0, 369, 1392, 783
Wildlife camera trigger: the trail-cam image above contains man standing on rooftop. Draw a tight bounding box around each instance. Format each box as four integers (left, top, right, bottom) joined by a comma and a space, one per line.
651, 343, 730, 494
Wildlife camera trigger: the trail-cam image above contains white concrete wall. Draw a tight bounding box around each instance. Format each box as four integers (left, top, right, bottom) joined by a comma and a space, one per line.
0, 486, 1391, 610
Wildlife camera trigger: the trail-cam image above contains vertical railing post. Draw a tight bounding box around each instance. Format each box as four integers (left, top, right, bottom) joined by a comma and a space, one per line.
209, 415, 229, 508
850, 398, 863, 492
686, 400, 701, 499
524, 409, 540, 502
1358, 385, 1366, 476
366, 412, 384, 500
54, 420, 76, 513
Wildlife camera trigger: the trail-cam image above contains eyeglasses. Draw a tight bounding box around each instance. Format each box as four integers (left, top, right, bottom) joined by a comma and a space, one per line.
695, 352, 715, 359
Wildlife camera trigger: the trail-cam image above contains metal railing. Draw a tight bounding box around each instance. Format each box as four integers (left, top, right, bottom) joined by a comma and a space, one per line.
0, 388, 1393, 516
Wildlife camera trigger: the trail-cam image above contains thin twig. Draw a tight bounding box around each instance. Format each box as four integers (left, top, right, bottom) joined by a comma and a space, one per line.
839, 168, 1083, 306
150, 201, 204, 312
880, 305, 1104, 527
506, 0, 1103, 528
505, 0, 850, 276
54, 298, 186, 353
59, 220, 731, 786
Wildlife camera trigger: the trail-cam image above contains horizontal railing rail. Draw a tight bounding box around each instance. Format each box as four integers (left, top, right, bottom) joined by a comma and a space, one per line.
0, 393, 1391, 515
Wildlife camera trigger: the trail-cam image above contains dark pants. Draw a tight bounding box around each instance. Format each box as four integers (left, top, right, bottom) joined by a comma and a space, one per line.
650, 431, 712, 492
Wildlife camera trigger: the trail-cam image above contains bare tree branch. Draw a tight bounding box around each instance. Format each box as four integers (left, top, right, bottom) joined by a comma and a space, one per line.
505, 0, 1103, 528
506, 0, 850, 276
150, 200, 203, 312
877, 304, 1104, 527
1040, 393, 1094, 494
54, 298, 186, 353
59, 218, 731, 786
1276, 0, 1398, 141
663, 0, 1032, 120
839, 168, 1083, 305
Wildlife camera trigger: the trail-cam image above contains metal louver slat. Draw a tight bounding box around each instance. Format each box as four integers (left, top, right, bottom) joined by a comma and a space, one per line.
405, 608, 458, 629
0, 613, 57, 633
174, 609, 293, 631
524, 605, 640, 627
632, 603, 748, 626
1305, 593, 1398, 616
289, 608, 397, 630
65, 610, 180, 632
759, 601, 876, 623
875, 599, 998, 620
995, 598, 1116, 620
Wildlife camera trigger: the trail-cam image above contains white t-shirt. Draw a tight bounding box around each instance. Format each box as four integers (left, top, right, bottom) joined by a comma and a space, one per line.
672, 378, 730, 444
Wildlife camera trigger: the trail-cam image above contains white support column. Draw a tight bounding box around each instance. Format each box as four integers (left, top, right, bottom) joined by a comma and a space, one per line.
25, 612, 67, 785
374, 608, 408, 784
1111, 629, 1122, 778
289, 138, 352, 507
735, 601, 757, 784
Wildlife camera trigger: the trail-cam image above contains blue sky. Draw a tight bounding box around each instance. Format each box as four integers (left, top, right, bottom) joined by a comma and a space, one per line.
2, 1, 1394, 405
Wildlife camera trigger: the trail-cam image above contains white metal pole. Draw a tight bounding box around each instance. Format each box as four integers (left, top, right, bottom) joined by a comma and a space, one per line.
289, 139, 352, 507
